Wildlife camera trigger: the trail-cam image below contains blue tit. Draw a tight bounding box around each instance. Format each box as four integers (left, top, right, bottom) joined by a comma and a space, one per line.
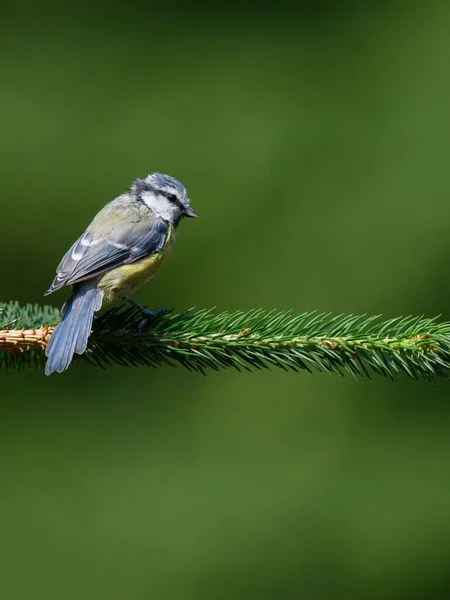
44, 173, 198, 375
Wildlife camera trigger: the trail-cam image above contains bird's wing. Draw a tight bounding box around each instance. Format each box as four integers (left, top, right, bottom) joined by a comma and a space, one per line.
46, 207, 169, 294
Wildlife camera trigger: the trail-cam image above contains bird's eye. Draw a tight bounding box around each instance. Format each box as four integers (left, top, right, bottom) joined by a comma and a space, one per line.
167, 194, 178, 204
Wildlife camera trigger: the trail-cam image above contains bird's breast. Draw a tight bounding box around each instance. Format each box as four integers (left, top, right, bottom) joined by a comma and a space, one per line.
98, 224, 175, 303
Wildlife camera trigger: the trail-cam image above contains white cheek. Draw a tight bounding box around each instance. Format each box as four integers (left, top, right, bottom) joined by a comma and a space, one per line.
141, 192, 180, 222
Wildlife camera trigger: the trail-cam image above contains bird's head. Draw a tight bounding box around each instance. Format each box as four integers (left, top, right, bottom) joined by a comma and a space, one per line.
132, 173, 198, 225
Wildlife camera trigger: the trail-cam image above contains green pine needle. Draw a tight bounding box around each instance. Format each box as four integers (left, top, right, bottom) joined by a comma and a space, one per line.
1, 301, 450, 381
0, 301, 60, 329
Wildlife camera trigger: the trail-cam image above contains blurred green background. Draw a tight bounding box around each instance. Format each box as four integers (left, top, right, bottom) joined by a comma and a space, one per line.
2, 1, 450, 598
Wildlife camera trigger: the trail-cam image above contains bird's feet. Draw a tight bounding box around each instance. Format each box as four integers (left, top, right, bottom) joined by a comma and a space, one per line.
138, 308, 165, 335
125, 298, 165, 335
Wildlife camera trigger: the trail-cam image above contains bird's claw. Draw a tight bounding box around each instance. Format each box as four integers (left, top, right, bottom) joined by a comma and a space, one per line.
137, 308, 164, 335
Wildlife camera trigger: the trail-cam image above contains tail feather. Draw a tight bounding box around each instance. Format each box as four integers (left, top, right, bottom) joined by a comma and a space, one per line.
74, 290, 102, 354
45, 281, 102, 375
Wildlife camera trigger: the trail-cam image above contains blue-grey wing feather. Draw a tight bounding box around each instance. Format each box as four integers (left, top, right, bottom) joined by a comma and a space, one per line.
46, 219, 169, 294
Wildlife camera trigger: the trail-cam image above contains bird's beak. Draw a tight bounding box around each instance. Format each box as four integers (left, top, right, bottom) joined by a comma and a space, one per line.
184, 207, 198, 218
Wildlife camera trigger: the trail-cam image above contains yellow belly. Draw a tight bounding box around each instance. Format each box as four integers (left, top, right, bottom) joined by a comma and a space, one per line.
97, 225, 175, 303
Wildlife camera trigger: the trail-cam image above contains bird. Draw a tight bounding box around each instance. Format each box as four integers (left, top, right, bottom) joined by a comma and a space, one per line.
44, 172, 198, 375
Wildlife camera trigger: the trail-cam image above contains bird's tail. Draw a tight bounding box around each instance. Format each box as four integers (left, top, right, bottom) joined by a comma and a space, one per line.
45, 280, 102, 375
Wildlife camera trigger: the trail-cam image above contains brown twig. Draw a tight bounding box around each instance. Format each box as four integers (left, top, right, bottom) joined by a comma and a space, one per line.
0, 326, 54, 355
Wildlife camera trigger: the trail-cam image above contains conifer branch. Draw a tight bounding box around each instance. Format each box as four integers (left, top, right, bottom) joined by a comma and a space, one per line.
1, 301, 450, 381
